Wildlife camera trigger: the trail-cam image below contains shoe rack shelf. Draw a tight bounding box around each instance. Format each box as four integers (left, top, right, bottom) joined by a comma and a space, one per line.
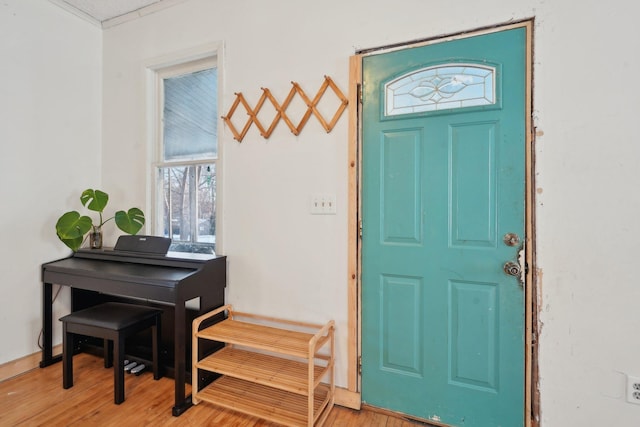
192, 305, 335, 426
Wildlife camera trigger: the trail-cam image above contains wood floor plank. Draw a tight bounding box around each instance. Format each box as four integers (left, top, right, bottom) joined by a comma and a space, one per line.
0, 353, 433, 426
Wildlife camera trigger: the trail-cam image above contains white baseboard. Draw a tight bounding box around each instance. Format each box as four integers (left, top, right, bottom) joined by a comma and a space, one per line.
0, 345, 62, 382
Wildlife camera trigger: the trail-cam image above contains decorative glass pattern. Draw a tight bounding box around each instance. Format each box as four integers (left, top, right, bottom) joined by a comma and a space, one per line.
385, 64, 495, 116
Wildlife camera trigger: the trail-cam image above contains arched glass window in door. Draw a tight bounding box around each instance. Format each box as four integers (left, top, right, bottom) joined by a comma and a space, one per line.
385, 64, 495, 116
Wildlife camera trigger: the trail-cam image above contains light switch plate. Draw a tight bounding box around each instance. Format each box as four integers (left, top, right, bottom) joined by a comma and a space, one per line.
310, 194, 336, 215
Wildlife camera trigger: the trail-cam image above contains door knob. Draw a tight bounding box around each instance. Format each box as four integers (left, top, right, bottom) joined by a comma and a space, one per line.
503, 233, 520, 247
503, 261, 521, 277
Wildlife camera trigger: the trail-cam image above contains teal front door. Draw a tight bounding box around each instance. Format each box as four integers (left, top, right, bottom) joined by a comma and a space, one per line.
361, 26, 528, 427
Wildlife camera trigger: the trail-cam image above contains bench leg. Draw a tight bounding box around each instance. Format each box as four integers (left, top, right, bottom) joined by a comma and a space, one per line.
62, 325, 73, 389
114, 336, 125, 404
104, 339, 113, 368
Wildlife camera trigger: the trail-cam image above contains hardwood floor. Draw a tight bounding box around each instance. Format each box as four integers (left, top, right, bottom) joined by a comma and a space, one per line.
0, 353, 429, 426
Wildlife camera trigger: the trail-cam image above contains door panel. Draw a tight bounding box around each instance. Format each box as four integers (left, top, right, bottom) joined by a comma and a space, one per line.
449, 279, 498, 391
361, 27, 527, 427
381, 274, 423, 375
450, 121, 497, 246
381, 129, 423, 244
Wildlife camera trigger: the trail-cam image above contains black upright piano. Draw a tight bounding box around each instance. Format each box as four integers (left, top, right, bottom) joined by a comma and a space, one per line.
40, 240, 226, 416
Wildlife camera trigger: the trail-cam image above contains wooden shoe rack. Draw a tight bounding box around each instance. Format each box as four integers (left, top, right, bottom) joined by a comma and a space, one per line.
192, 305, 335, 426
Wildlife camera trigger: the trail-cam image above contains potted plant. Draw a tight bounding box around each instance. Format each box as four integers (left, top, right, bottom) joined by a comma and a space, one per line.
55, 188, 145, 252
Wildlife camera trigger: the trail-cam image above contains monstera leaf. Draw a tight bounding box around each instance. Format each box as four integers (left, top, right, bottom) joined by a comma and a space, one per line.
56, 211, 93, 239
55, 211, 93, 252
80, 189, 109, 213
115, 208, 145, 235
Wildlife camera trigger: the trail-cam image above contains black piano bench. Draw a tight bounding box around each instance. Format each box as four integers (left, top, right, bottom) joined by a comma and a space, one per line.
59, 302, 163, 404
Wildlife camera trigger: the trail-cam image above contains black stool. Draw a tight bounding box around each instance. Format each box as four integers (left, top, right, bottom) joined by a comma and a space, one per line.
60, 302, 163, 404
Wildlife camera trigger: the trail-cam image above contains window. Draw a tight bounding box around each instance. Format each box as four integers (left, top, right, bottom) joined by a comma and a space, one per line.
153, 57, 218, 254
385, 64, 496, 116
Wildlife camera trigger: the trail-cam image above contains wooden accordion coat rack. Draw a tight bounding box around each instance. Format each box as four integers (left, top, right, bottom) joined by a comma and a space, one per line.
222, 76, 348, 142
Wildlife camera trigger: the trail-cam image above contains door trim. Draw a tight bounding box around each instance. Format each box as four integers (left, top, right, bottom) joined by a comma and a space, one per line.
346, 19, 537, 426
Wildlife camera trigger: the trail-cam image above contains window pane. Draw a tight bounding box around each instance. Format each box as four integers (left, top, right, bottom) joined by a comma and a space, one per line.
163, 68, 217, 161
197, 163, 216, 245
159, 163, 216, 253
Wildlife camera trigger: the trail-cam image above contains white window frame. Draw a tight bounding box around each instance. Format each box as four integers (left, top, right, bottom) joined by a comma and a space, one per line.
145, 43, 223, 253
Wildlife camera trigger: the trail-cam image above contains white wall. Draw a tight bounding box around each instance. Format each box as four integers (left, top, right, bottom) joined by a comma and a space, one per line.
99, 0, 640, 425
533, 2, 640, 425
5, 0, 640, 425
0, 1, 101, 364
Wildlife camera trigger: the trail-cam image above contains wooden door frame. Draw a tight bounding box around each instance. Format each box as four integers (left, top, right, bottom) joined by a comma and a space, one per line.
345, 19, 538, 426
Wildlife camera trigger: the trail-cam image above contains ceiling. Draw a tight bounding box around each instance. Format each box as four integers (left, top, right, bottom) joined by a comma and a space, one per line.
51, 0, 185, 28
